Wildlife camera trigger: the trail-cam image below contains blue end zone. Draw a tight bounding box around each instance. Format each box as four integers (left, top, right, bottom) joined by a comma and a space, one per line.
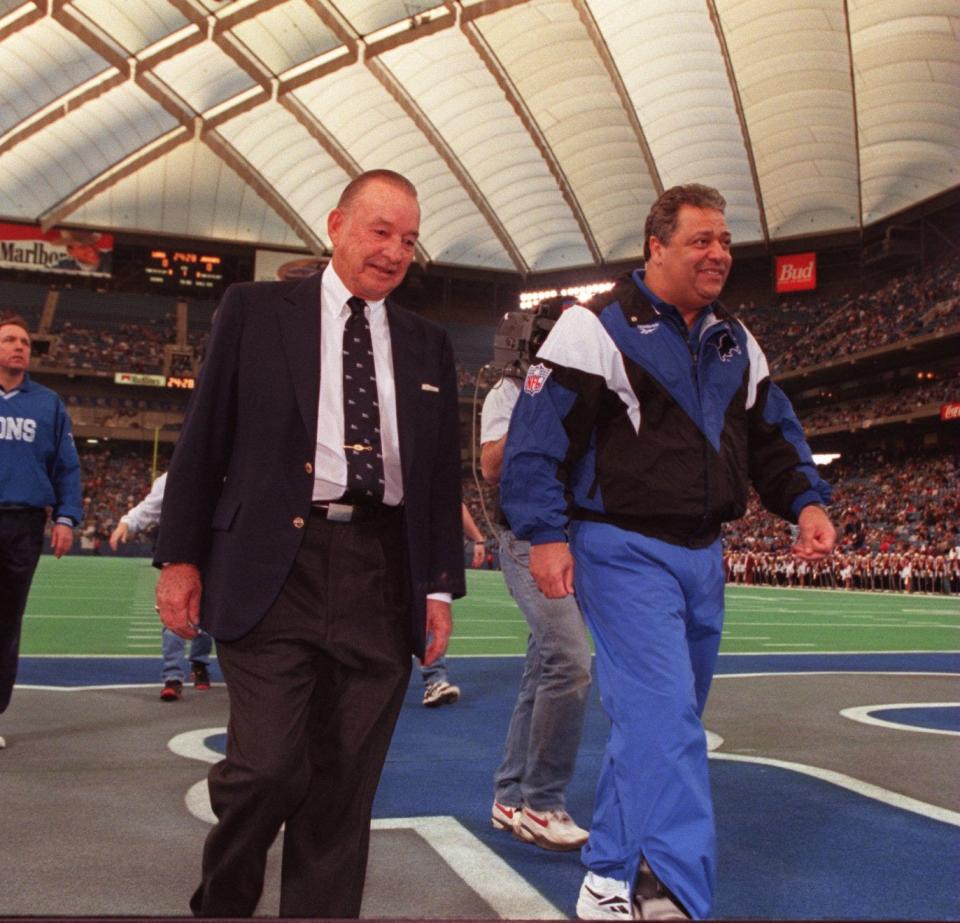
15, 653, 960, 920
871, 706, 960, 732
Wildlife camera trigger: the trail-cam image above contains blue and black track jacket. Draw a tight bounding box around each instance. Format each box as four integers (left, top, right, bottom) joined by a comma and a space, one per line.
0, 373, 83, 523
501, 271, 830, 549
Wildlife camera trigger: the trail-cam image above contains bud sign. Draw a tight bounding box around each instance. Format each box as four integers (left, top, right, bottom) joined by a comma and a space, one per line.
775, 252, 817, 293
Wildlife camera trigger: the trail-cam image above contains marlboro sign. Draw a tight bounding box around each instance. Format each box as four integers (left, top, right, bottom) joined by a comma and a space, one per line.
0, 223, 113, 277
775, 252, 816, 293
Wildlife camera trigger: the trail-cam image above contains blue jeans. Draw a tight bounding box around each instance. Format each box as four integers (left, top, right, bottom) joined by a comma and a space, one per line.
162, 627, 213, 682
419, 655, 449, 685
572, 522, 724, 920
494, 529, 591, 811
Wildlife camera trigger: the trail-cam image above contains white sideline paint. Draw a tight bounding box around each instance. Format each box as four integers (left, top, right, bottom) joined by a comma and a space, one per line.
173, 730, 564, 920
840, 702, 960, 737
709, 752, 960, 828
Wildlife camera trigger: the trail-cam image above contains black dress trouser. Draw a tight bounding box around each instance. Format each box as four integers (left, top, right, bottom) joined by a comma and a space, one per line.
0, 508, 46, 714
190, 506, 412, 918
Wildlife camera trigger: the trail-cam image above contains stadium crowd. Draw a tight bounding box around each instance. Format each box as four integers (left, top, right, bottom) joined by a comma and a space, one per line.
770, 253, 960, 374
723, 451, 959, 593
799, 372, 960, 433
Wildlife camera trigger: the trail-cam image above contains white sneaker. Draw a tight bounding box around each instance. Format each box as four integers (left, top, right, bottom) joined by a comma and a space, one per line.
491, 801, 521, 833
516, 806, 589, 851
422, 680, 460, 707
0, 734, 5, 749
576, 871, 632, 920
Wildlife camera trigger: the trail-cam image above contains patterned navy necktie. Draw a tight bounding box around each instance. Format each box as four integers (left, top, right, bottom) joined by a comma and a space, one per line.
342, 296, 385, 502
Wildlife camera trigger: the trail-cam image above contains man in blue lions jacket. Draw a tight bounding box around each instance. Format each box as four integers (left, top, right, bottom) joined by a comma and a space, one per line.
501, 185, 836, 920
0, 313, 83, 750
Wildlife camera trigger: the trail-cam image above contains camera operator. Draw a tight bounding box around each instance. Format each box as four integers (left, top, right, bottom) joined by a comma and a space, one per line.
480, 297, 591, 851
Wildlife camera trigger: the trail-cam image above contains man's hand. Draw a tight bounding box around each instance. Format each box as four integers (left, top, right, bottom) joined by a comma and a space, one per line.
422, 598, 453, 667
108, 521, 129, 552
793, 505, 837, 561
470, 542, 485, 568
530, 541, 575, 598
156, 563, 202, 639
50, 523, 74, 558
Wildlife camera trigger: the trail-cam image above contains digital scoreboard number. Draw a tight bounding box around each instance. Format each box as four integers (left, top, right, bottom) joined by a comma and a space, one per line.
146, 249, 225, 291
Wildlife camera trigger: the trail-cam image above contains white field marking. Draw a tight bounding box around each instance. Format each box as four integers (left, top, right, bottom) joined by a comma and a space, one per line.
722, 636, 771, 640
721, 622, 954, 629
724, 586, 947, 598
762, 643, 817, 647
453, 618, 526, 624
372, 817, 565, 919
717, 650, 960, 656
455, 636, 518, 642
714, 671, 959, 679
17, 683, 160, 691
21, 614, 154, 620
127, 643, 160, 648
24, 593, 134, 600
901, 609, 960, 616
840, 703, 960, 737
709, 752, 960, 828
173, 727, 567, 920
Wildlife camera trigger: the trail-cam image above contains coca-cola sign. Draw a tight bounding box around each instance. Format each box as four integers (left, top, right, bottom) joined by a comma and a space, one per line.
941, 403, 960, 421
775, 252, 816, 293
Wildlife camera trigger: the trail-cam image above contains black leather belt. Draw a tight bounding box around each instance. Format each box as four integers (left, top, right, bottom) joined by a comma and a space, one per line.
310, 501, 397, 523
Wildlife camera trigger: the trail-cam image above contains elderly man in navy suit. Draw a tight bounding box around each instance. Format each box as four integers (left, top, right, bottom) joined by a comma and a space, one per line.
154, 170, 465, 918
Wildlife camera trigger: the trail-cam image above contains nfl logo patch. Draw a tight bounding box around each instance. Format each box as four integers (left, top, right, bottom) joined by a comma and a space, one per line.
524, 362, 551, 396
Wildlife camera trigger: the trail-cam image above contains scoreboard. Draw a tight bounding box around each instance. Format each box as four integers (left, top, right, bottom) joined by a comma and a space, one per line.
145, 248, 228, 292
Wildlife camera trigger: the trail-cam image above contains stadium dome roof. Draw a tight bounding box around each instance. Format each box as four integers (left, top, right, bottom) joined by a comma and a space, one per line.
1, 0, 958, 274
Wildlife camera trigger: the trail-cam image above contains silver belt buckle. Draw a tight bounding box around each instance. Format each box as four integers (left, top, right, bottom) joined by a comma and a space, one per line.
326, 502, 354, 522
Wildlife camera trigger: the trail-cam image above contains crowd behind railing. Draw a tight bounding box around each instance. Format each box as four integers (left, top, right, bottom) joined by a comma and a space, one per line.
745, 253, 960, 374
799, 371, 960, 433
65, 446, 957, 593
722, 451, 959, 593
18, 251, 959, 385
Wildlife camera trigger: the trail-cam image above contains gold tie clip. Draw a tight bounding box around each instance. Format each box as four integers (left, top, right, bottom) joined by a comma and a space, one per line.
345, 443, 374, 453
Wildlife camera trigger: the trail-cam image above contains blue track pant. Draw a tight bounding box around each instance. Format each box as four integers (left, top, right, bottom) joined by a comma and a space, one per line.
570, 521, 724, 920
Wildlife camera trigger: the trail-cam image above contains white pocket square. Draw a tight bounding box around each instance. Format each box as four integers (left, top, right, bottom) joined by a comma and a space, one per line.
421, 383, 439, 392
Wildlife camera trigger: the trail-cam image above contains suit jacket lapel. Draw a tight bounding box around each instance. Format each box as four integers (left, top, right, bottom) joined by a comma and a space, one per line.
387, 300, 422, 489
278, 271, 324, 440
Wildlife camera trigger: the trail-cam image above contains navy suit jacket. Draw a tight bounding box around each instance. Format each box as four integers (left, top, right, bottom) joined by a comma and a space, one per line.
154, 271, 465, 656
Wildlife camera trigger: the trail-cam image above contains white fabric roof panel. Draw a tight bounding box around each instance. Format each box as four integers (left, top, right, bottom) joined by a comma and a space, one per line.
231, 1, 341, 76
67, 136, 305, 248
0, 0, 956, 274
151, 40, 257, 116
587, 0, 765, 244
214, 100, 348, 242
0, 17, 108, 134
382, 28, 592, 270
70, 0, 188, 56
0, 82, 176, 216
719, 0, 860, 237
291, 65, 513, 269
474, 0, 657, 262
852, 0, 960, 223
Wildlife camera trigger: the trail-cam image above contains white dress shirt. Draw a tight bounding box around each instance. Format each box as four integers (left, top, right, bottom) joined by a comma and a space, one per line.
313, 267, 403, 506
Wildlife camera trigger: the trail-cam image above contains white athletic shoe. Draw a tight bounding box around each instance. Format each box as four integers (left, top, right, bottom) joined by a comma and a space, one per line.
0, 734, 5, 749
576, 871, 632, 920
516, 806, 589, 851
491, 801, 521, 833
422, 680, 460, 707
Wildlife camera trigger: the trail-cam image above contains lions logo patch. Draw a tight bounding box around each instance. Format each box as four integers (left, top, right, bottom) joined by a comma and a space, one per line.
713, 330, 742, 362
524, 363, 552, 396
